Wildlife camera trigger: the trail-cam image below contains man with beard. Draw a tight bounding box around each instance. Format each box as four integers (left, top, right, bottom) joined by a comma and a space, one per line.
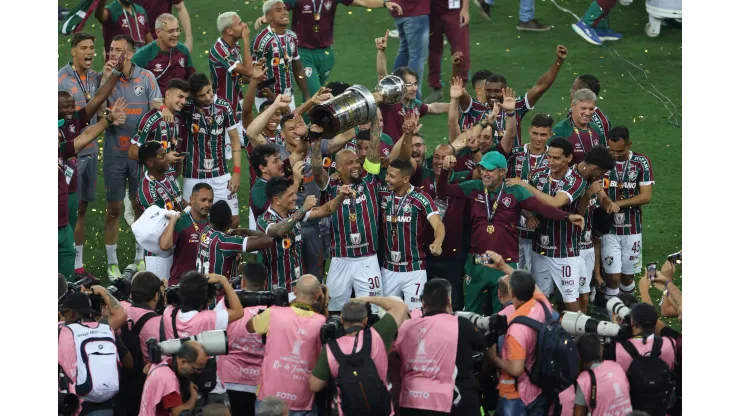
102, 35, 163, 279
507, 139, 614, 312
180, 73, 242, 228
454, 45, 568, 147
448, 89, 505, 172
59, 40, 124, 279
139, 341, 204, 416
251, 0, 310, 109
95, 0, 153, 58
159, 183, 214, 286
552, 88, 606, 166
133, 14, 195, 95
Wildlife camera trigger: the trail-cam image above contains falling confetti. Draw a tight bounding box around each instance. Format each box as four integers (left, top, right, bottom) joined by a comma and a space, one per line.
348, 11, 352, 14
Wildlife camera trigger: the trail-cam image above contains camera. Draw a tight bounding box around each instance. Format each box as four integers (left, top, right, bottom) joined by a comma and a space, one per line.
106, 264, 137, 301
147, 330, 229, 364
607, 297, 631, 321
226, 287, 290, 309
561, 312, 623, 339
667, 250, 682, 264
455, 311, 510, 340
164, 282, 223, 307
58, 275, 105, 314
319, 303, 377, 344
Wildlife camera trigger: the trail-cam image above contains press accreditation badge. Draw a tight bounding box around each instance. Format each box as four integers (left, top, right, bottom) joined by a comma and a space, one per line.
64, 165, 75, 185
448, 0, 461, 9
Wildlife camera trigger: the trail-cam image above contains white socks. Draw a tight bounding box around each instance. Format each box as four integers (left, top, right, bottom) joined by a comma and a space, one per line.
135, 243, 145, 261
75, 245, 83, 269
605, 286, 620, 299
106, 244, 118, 266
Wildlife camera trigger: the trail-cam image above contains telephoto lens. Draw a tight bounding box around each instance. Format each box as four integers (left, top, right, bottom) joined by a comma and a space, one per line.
607, 298, 631, 320
155, 330, 229, 356
560, 312, 621, 338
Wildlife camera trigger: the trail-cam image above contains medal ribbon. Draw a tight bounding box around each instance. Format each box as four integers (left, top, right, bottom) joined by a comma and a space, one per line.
151, 173, 183, 211
390, 186, 412, 221
311, 0, 323, 18
571, 118, 593, 151
122, 8, 143, 44
70, 62, 90, 100
484, 185, 506, 225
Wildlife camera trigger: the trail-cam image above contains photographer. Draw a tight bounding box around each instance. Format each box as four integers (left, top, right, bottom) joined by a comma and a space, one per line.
218, 262, 271, 416
308, 296, 409, 415
246, 274, 328, 415
163, 271, 244, 406
558, 333, 632, 416
394, 278, 485, 416
58, 286, 128, 415
482, 252, 552, 416
139, 341, 206, 416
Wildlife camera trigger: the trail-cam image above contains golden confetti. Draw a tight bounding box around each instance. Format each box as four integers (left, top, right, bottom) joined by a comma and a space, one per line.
367, 8, 372, 12
506, 49, 510, 52
348, 11, 352, 14
202, 31, 207, 35
644, 50, 648, 53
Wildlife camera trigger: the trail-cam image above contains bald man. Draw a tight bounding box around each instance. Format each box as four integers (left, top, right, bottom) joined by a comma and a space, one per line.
247, 274, 328, 414
140, 340, 205, 415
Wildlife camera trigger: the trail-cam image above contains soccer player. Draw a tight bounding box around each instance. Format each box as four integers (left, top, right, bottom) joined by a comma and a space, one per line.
508, 139, 614, 312
132, 13, 195, 95
250, 145, 301, 219
375, 32, 449, 142
569, 74, 610, 137
572, 0, 622, 46
159, 183, 214, 286
59, 42, 123, 279
437, 150, 583, 314
552, 88, 606, 166
498, 113, 553, 271
379, 158, 445, 310
251, 1, 310, 110
256, 177, 352, 291
137, 141, 187, 278
102, 35, 162, 278
451, 66, 492, 132
254, 0, 402, 98
95, 0, 153, 59
135, 0, 194, 52
425, 1, 470, 103
600, 126, 654, 299
210, 11, 253, 149
195, 201, 274, 280
454, 45, 569, 147
180, 73, 242, 228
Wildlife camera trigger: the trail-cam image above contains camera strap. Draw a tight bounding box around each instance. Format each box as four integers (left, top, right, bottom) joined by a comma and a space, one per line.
171, 308, 180, 339
587, 368, 597, 410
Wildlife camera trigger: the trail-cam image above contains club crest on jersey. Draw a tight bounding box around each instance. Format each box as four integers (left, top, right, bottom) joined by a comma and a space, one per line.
215, 113, 224, 125
178, 57, 185, 67
154, 63, 163, 72
516, 155, 525, 162
137, 15, 145, 25
304, 67, 312, 78
502, 197, 512, 208
584, 231, 591, 242
465, 275, 472, 286
159, 120, 167, 129
69, 124, 76, 133
579, 277, 586, 288
383, 148, 391, 157
614, 213, 625, 225
403, 203, 411, 213
324, 1, 333, 10
539, 177, 547, 184
122, 19, 129, 28
539, 235, 550, 247
604, 256, 613, 266
628, 169, 638, 181
134, 85, 144, 96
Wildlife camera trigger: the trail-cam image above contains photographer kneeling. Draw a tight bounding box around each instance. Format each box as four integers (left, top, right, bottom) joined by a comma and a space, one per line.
308, 296, 408, 415
247, 274, 328, 415
163, 271, 244, 406
139, 340, 206, 416
394, 278, 485, 416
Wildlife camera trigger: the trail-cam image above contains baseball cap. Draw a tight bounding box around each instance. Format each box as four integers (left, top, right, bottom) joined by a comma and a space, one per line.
477, 151, 507, 170
61, 291, 98, 316
630, 302, 659, 329
58, 119, 64, 128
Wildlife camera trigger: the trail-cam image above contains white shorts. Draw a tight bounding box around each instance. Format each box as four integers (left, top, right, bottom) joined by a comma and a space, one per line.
254, 95, 296, 113
183, 174, 239, 216
600, 233, 642, 275
145, 255, 173, 281
531, 252, 580, 303
381, 268, 427, 311
578, 247, 595, 295
518, 238, 533, 271
326, 255, 383, 312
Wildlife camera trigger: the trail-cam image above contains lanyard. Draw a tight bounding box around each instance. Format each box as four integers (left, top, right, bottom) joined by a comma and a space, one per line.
525, 144, 547, 172
120, 63, 136, 81
122, 8, 143, 44
390, 186, 412, 220
150, 173, 183, 211
484, 185, 505, 224
189, 212, 201, 232
571, 118, 592, 151
154, 50, 173, 81
311, 0, 323, 17
267, 27, 290, 70
69, 63, 90, 101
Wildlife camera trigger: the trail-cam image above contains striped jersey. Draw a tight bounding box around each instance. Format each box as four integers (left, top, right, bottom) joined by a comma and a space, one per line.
256, 207, 305, 290
460, 95, 532, 148
196, 225, 246, 280
580, 192, 597, 251
506, 144, 550, 240
379, 186, 438, 272
137, 169, 184, 212
104, 64, 161, 159
59, 109, 90, 194
323, 170, 384, 258
568, 106, 610, 138
58, 63, 101, 156
529, 167, 587, 258
603, 152, 654, 235
131, 41, 195, 95
209, 37, 246, 119
179, 96, 238, 179
132, 109, 182, 177
551, 118, 606, 166
102, 1, 149, 60
251, 28, 300, 95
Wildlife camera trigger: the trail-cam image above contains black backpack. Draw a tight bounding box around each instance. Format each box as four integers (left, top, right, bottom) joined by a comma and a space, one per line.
118, 310, 159, 416
510, 300, 580, 397
170, 308, 219, 395
328, 328, 392, 416
620, 336, 674, 416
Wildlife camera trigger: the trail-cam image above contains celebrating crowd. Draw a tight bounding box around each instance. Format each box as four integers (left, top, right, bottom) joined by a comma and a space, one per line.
57, 1, 681, 416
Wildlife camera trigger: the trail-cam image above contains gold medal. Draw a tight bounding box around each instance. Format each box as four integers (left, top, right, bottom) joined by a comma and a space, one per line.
349, 212, 357, 222
391, 216, 397, 224
487, 225, 495, 234
313, 25, 319, 32
313, 13, 320, 21
84, 92, 91, 102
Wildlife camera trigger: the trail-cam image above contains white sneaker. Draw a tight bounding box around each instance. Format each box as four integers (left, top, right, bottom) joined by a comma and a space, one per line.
388, 29, 399, 38
123, 194, 135, 226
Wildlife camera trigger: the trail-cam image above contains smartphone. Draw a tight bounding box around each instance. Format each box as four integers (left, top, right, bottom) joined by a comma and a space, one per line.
666, 251, 682, 264
257, 77, 276, 90
647, 262, 657, 281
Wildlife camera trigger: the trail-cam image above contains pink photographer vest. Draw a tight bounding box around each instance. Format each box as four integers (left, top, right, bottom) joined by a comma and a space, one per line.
577, 361, 633, 416
256, 306, 326, 410
124, 304, 163, 361
162, 306, 218, 339
139, 361, 179, 416
326, 328, 392, 416
217, 307, 265, 387
394, 313, 458, 412
409, 308, 423, 319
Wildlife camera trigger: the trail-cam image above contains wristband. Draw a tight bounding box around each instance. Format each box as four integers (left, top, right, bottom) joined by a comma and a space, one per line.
233, 166, 241, 174
506, 111, 516, 117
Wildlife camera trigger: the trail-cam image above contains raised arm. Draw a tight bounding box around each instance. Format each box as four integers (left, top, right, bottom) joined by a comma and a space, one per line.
354, 296, 409, 328
497, 87, 518, 156
266, 194, 316, 237
242, 58, 268, 130
75, 99, 124, 153
94, 0, 110, 22
311, 129, 329, 190
366, 113, 381, 165
389, 112, 418, 165
525, 45, 568, 108
87, 60, 123, 120
426, 102, 450, 115
208, 274, 244, 323
246, 95, 290, 145
158, 212, 180, 251
448, 77, 464, 143
375, 30, 389, 82
173, 1, 194, 52
436, 159, 475, 199
90, 285, 127, 331
305, 185, 352, 220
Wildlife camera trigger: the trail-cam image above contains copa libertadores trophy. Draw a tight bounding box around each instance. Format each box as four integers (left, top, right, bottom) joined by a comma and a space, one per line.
308, 75, 406, 137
